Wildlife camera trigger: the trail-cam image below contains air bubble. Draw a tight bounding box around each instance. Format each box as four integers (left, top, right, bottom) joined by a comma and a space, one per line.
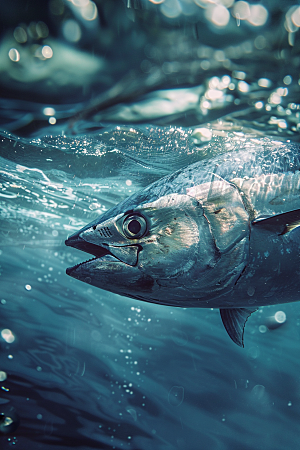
275, 311, 286, 324
266, 311, 286, 329
168, 386, 184, 407
251, 384, 265, 400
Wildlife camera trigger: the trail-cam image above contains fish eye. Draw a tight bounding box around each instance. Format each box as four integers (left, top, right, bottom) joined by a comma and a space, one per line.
123, 214, 147, 239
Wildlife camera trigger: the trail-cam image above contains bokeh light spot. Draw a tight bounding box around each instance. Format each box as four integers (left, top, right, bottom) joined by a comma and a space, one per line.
160, 0, 182, 19
238, 81, 249, 93
42, 45, 53, 59
1, 329, 15, 344
8, 48, 20, 62
248, 5, 268, 27
206, 5, 230, 27
291, 6, 300, 27
283, 75, 292, 86
254, 35, 266, 49
43, 107, 56, 116
81, 1, 98, 21
63, 19, 82, 42
13, 27, 27, 43
232, 70, 246, 80
285, 6, 299, 33
72, 0, 89, 6
255, 101, 264, 109
0, 371, 7, 382
36, 21, 49, 39
232, 1, 250, 21
269, 92, 281, 105
258, 78, 271, 88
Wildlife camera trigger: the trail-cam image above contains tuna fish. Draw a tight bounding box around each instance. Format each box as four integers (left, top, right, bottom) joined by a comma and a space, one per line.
66, 137, 300, 346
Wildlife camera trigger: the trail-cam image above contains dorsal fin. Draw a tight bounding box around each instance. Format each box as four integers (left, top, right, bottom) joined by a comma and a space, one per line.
252, 209, 300, 236
220, 307, 257, 347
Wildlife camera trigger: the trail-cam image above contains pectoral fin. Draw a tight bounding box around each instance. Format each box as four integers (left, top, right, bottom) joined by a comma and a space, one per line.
252, 209, 300, 236
220, 307, 257, 347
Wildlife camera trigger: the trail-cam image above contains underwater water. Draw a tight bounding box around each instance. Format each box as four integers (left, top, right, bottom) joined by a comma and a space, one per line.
1, 1, 300, 449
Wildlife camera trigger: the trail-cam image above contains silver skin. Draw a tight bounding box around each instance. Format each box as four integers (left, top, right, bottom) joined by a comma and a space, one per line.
66, 138, 300, 310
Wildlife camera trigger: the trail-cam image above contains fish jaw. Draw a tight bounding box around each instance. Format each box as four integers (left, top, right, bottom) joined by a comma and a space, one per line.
65, 224, 154, 299
65, 254, 202, 306
66, 253, 150, 294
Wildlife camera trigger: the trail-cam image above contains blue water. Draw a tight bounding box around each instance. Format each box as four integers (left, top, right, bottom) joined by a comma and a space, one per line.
2, 127, 300, 450
1, 1, 300, 449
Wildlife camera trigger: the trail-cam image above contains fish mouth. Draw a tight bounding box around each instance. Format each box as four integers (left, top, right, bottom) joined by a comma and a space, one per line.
65, 233, 141, 275
65, 234, 110, 275
65, 234, 110, 258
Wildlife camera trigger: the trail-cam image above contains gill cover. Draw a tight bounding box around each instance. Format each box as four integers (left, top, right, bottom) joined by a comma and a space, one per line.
187, 172, 249, 252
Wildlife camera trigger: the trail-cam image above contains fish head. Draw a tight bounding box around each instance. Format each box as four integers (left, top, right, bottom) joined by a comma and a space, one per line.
65, 187, 219, 305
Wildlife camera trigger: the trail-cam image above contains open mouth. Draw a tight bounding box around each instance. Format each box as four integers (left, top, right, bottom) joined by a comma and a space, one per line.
65, 234, 110, 275
65, 234, 110, 258
65, 233, 141, 275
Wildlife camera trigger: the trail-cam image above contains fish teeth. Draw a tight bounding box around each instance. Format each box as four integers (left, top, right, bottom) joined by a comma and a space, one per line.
72, 256, 98, 270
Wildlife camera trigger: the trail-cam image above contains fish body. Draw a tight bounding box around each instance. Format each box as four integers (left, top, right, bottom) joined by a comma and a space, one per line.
66, 138, 300, 346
